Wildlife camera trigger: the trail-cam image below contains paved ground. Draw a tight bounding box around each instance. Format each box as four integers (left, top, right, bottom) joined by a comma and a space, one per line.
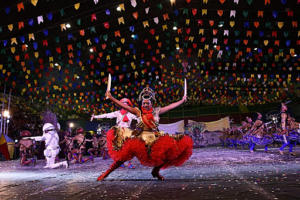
0, 147, 300, 200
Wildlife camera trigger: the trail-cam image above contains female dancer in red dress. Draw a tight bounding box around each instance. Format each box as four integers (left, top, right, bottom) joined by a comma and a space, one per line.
97, 87, 193, 181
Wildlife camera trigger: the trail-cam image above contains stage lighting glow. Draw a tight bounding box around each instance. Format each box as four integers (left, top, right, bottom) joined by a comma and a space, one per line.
3, 110, 10, 118
69, 122, 74, 128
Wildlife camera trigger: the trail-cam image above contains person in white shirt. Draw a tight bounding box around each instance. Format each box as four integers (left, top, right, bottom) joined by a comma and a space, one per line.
91, 98, 138, 168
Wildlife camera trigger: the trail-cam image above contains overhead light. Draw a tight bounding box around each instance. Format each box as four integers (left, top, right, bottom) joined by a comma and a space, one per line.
54, 63, 59, 66
69, 122, 74, 128
3, 110, 10, 118
293, 54, 297, 57
254, 48, 257, 50
218, 24, 223, 27
213, 45, 217, 48
176, 46, 180, 50
89, 48, 94, 53
116, 6, 121, 11
25, 44, 28, 47
173, 26, 177, 30
66, 23, 71, 28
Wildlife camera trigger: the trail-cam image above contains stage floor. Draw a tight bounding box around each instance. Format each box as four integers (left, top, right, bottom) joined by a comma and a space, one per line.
0, 147, 300, 200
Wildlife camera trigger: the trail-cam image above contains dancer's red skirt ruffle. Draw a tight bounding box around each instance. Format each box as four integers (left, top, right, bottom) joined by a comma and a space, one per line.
106, 129, 193, 169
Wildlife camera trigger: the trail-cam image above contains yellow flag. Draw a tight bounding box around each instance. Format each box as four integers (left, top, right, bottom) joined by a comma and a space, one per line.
119, 3, 125, 11
229, 21, 235, 27
202, 9, 207, 15
11, 47, 16, 54
29, 33, 35, 41
143, 21, 149, 28
118, 17, 124, 25
198, 49, 203, 57
31, 0, 38, 6
189, 36, 194, 42
11, 38, 18, 45
74, 3, 80, 10
8, 24, 13, 31
162, 24, 168, 31
199, 29, 204, 35
86, 39, 91, 45
277, 22, 284, 29
186, 19, 190, 25
60, 24, 67, 31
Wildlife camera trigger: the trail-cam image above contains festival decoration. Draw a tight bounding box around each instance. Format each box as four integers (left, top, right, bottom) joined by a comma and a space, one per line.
0, 0, 298, 117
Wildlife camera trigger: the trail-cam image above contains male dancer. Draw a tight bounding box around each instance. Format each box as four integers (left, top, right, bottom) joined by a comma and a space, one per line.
279, 103, 298, 155
91, 98, 138, 168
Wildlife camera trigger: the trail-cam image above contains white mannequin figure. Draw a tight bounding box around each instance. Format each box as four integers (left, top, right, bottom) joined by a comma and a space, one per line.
34, 123, 68, 169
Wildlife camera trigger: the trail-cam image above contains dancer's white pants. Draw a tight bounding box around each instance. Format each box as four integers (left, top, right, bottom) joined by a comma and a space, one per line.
44, 147, 67, 168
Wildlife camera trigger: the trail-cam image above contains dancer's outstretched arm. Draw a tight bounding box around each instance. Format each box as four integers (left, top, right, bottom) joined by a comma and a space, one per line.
106, 91, 139, 116
159, 95, 187, 115
90, 112, 118, 121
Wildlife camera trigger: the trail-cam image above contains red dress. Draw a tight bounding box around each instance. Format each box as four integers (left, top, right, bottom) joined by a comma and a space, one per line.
106, 107, 193, 169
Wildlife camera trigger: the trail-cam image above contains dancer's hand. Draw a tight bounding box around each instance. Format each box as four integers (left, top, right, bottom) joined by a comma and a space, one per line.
90, 114, 94, 121
105, 90, 112, 100
182, 95, 187, 102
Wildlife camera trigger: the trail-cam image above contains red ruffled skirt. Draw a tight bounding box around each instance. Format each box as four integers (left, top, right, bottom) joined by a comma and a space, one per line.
106, 128, 193, 169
